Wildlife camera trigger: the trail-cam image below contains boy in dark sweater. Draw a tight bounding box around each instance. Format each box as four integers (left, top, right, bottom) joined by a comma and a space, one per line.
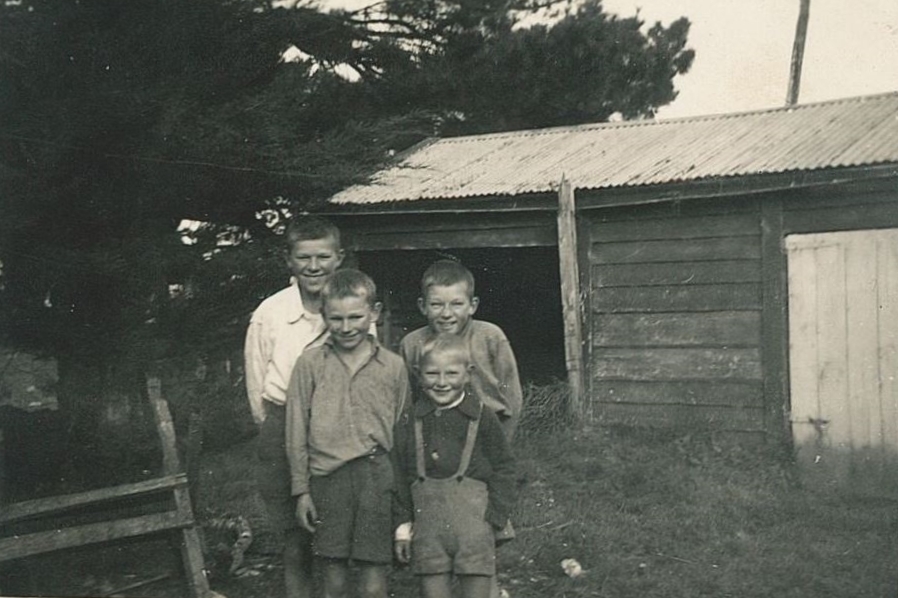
393, 335, 516, 598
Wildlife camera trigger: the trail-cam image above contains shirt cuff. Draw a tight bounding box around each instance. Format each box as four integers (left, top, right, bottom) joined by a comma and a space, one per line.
394, 522, 413, 541
291, 477, 310, 497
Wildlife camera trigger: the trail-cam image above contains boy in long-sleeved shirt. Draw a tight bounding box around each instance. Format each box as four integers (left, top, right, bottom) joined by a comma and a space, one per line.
400, 259, 523, 441
244, 216, 344, 598
286, 269, 409, 598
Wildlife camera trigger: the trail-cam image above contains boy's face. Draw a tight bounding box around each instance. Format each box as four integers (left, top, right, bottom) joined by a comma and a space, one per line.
324, 294, 380, 352
420, 350, 469, 407
418, 282, 479, 335
286, 236, 344, 298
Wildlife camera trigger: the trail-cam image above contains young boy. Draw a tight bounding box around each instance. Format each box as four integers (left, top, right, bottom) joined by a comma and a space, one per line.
393, 335, 516, 598
244, 216, 344, 598
400, 259, 523, 441
285, 269, 409, 598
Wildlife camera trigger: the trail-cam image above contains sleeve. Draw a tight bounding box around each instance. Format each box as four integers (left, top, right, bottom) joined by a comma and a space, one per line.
396, 362, 411, 422
391, 408, 415, 529
493, 332, 524, 438
243, 311, 269, 426
285, 355, 315, 496
480, 408, 517, 529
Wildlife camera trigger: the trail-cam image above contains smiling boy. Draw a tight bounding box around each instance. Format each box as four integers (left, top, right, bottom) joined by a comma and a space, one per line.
400, 260, 523, 440
244, 216, 344, 598
393, 335, 516, 598
285, 269, 409, 598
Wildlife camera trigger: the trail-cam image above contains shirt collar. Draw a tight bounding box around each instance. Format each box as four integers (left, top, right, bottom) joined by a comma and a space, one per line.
323, 334, 385, 364
415, 390, 481, 419
285, 283, 318, 325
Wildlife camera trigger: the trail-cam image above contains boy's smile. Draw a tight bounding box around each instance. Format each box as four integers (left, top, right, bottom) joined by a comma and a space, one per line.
419, 282, 479, 336
324, 294, 379, 352
286, 236, 344, 299
420, 350, 469, 407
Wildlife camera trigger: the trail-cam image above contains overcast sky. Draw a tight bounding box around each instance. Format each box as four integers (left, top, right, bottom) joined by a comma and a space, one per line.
318, 0, 898, 120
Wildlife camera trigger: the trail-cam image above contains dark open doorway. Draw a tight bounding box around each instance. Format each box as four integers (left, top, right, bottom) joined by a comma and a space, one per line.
358, 246, 566, 384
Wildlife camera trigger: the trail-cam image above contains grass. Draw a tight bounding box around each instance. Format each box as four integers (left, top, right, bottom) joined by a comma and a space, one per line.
194, 386, 898, 598
501, 425, 897, 598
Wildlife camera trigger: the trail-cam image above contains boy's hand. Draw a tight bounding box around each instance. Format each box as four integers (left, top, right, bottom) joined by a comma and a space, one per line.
394, 521, 413, 564
296, 493, 317, 533
394, 539, 411, 564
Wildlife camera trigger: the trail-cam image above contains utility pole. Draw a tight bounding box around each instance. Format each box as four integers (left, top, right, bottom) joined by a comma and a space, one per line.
786, 0, 811, 106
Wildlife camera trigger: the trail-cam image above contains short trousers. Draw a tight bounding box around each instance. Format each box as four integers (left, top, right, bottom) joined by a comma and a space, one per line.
411, 477, 496, 577
255, 402, 306, 550
309, 450, 394, 564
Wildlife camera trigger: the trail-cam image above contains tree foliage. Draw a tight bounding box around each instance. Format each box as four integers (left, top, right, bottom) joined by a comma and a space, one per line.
0, 0, 693, 408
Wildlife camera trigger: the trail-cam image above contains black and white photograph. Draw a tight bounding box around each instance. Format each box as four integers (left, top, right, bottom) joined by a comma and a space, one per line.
2, 1, 898, 596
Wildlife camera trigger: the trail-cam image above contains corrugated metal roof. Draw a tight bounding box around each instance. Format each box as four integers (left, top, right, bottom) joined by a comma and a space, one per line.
330, 93, 898, 205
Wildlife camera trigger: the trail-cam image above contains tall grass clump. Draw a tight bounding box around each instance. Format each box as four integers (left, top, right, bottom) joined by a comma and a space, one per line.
501, 383, 898, 598
518, 379, 575, 436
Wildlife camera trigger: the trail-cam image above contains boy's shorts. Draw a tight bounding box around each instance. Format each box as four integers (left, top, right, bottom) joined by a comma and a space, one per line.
309, 449, 394, 564
256, 402, 306, 549
411, 478, 496, 577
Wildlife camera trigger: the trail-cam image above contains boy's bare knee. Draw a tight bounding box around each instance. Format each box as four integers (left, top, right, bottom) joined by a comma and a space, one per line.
320, 560, 350, 598
357, 565, 388, 598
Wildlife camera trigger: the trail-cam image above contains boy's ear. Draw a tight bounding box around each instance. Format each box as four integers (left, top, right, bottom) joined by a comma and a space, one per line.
372, 301, 383, 321
335, 248, 345, 267
470, 295, 480, 313
417, 297, 427, 316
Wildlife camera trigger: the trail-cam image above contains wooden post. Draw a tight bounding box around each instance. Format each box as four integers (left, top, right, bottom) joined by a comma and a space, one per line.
557, 177, 585, 416
146, 376, 210, 598
760, 199, 791, 445
146, 376, 181, 476
786, 0, 811, 106
0, 428, 5, 506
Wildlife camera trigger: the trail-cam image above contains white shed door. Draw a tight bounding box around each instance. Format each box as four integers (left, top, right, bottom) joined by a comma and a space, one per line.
786, 229, 898, 493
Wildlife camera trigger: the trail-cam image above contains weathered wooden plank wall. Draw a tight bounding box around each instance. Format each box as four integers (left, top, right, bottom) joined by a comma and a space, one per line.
586, 198, 766, 432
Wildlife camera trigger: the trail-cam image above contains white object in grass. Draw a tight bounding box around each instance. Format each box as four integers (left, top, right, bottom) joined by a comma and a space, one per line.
560, 558, 583, 578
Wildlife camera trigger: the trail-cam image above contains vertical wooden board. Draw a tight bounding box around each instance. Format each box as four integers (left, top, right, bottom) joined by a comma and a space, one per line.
845, 233, 879, 450
557, 180, 584, 415
147, 376, 181, 476
877, 231, 898, 452
786, 242, 820, 450
760, 199, 789, 442
814, 243, 850, 452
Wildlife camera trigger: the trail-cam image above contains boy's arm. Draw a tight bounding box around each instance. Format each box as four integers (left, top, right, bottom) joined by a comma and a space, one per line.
244, 313, 269, 426
391, 365, 414, 519
390, 407, 415, 528
285, 355, 314, 497
480, 409, 517, 529
494, 335, 524, 437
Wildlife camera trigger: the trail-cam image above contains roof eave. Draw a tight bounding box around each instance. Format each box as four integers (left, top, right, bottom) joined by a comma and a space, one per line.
320, 163, 898, 216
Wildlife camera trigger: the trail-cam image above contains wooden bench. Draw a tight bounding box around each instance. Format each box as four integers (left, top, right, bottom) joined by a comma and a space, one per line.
0, 376, 210, 598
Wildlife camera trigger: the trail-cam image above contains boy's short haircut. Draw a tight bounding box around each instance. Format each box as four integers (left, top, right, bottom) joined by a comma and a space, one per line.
420, 259, 475, 298
322, 268, 377, 308
283, 215, 341, 250
420, 334, 471, 366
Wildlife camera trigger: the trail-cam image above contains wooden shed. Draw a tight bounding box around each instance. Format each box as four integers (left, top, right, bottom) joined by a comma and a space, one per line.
323, 93, 898, 489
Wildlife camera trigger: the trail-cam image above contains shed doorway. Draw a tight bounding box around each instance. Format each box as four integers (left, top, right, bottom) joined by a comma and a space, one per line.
358, 246, 567, 384
786, 229, 898, 494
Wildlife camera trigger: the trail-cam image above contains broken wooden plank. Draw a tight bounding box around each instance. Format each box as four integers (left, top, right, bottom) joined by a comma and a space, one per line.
0, 474, 187, 525
0, 510, 193, 562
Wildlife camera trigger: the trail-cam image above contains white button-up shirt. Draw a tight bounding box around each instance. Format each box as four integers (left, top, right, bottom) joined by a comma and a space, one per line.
244, 284, 328, 424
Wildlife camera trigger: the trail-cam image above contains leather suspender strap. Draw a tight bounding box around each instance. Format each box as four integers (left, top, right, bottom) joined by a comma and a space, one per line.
414, 401, 483, 481
454, 403, 482, 479
414, 418, 427, 480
